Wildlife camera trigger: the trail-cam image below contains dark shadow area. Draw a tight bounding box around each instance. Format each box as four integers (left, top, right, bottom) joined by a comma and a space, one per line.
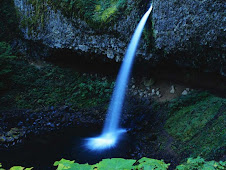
46, 48, 121, 76
0, 127, 133, 169
134, 62, 226, 98
46, 48, 226, 98
0, 0, 21, 41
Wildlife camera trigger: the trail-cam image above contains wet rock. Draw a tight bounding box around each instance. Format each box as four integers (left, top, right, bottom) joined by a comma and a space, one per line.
144, 78, 155, 87
0, 136, 7, 142
156, 91, 160, 96
18, 121, 23, 127
182, 90, 188, 95
133, 91, 138, 95
47, 122, 55, 128
170, 85, 175, 94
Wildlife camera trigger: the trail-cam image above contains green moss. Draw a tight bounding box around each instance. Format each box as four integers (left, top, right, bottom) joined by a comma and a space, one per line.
164, 92, 226, 159
165, 94, 224, 142
142, 12, 156, 53
18, 0, 47, 36
21, 0, 127, 30
186, 114, 225, 159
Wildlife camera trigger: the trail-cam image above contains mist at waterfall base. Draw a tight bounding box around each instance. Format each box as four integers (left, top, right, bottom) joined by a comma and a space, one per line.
85, 4, 153, 151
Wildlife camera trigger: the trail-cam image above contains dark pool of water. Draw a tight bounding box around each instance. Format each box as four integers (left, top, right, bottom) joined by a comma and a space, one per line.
0, 127, 133, 169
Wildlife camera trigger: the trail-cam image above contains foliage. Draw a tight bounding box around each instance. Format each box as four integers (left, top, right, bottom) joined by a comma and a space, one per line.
54, 159, 93, 170
0, 42, 12, 56
137, 157, 170, 170
0, 0, 20, 41
0, 42, 16, 91
23, 0, 127, 30
0, 163, 3, 170
10, 167, 33, 170
54, 157, 169, 170
0, 157, 225, 169
176, 157, 226, 170
0, 58, 114, 110
0, 164, 32, 170
94, 158, 136, 169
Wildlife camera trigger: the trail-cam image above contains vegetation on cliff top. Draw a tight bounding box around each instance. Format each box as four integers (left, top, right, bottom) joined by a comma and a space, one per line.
24, 0, 127, 30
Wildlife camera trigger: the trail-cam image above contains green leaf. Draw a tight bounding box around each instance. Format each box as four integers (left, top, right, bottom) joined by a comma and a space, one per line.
0, 163, 5, 170
54, 159, 75, 170
95, 158, 136, 170
9, 167, 33, 170
137, 157, 169, 170
69, 163, 93, 170
54, 159, 93, 170
176, 157, 226, 170
9, 166, 24, 170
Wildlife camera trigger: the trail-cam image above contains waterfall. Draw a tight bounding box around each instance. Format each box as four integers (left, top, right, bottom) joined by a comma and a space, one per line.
86, 4, 153, 150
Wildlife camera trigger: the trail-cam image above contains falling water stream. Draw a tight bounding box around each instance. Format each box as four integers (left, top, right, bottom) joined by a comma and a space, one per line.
86, 4, 153, 150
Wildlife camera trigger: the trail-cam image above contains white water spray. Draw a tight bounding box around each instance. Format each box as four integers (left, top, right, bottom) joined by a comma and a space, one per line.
86, 4, 153, 150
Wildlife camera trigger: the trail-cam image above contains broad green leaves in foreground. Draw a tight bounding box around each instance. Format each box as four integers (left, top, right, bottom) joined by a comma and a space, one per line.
9, 167, 33, 170
94, 158, 136, 170
1, 157, 225, 170
53, 157, 225, 170
54, 157, 169, 170
137, 157, 170, 170
176, 157, 226, 170
54, 159, 91, 170
0, 163, 4, 170
0, 165, 33, 170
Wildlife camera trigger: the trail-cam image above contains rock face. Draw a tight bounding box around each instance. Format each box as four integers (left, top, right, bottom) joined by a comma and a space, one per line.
152, 0, 226, 75
153, 0, 225, 52
14, 0, 146, 62
14, 0, 225, 75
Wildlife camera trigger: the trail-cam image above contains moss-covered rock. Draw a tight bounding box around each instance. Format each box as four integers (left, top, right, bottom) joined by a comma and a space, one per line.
165, 92, 226, 160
